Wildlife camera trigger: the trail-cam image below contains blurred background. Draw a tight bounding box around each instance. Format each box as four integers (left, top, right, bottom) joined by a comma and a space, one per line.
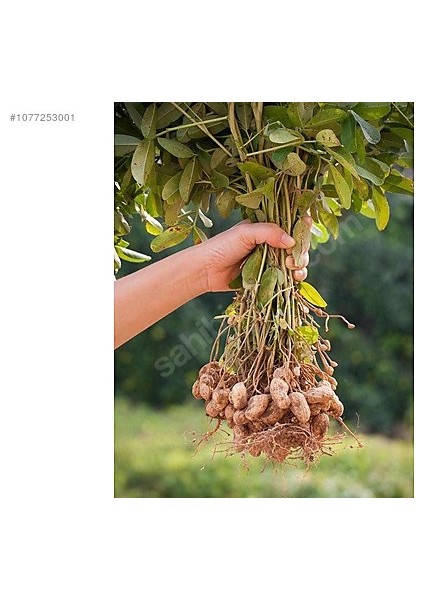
115, 192, 413, 498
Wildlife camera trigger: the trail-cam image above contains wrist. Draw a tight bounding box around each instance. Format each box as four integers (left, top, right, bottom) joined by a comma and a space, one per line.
180, 244, 210, 297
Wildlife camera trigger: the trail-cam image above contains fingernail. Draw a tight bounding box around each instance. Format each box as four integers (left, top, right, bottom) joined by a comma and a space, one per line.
281, 233, 295, 247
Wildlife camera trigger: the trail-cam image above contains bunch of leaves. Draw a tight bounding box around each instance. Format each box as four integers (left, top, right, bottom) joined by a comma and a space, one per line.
114, 101, 413, 272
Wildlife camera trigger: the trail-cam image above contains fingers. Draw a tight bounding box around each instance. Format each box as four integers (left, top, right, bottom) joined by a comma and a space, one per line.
285, 253, 310, 269
302, 214, 313, 228
237, 221, 309, 282
236, 222, 295, 251
293, 267, 308, 282
286, 214, 311, 279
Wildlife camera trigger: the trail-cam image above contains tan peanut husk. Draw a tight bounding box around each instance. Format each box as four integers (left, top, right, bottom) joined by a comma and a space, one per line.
245, 394, 270, 420
230, 382, 248, 409
289, 392, 311, 424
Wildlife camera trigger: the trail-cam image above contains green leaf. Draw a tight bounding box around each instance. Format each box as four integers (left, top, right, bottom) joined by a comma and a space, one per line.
116, 246, 151, 263
131, 139, 156, 186
282, 152, 307, 176
146, 189, 163, 218
353, 176, 369, 200
379, 131, 407, 153
351, 193, 362, 213
353, 102, 391, 121
157, 138, 194, 158
292, 219, 311, 267
271, 146, 292, 167
371, 187, 390, 231
191, 189, 211, 211
140, 103, 157, 139
196, 145, 212, 175
124, 103, 145, 131
297, 190, 318, 215
355, 158, 389, 186
145, 221, 162, 236
316, 129, 340, 147
114, 210, 130, 235
341, 113, 357, 153
257, 267, 278, 308
382, 171, 414, 196
257, 177, 275, 203
210, 169, 229, 189
268, 128, 300, 145
321, 102, 358, 110
216, 189, 237, 218
360, 199, 376, 219
238, 161, 276, 181
141, 210, 163, 236
326, 147, 360, 180
321, 183, 337, 199
389, 125, 413, 145
395, 150, 413, 170
150, 224, 192, 252
236, 190, 264, 209
350, 110, 380, 144
343, 168, 353, 193
179, 158, 201, 202
328, 164, 351, 209
192, 226, 208, 245
156, 103, 182, 129
162, 171, 183, 202
323, 196, 342, 216
319, 208, 339, 239
296, 325, 319, 344
210, 148, 228, 171
263, 105, 291, 127
229, 273, 243, 289
242, 247, 263, 288
305, 108, 347, 128
287, 102, 315, 127
298, 281, 327, 308
164, 195, 185, 225
114, 134, 141, 156
355, 127, 366, 163
311, 222, 330, 245
205, 102, 228, 116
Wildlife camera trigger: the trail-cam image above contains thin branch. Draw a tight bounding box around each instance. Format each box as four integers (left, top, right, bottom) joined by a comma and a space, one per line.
170, 103, 232, 157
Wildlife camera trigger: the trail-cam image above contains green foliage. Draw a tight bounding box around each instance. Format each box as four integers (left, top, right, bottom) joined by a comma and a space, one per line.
114, 102, 414, 270
115, 399, 413, 498
298, 281, 327, 307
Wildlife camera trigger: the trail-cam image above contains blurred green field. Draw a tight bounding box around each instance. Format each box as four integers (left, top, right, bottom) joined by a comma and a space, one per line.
115, 398, 413, 498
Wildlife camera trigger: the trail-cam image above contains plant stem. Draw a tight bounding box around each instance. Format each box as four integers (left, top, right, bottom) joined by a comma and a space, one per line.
155, 116, 228, 137
251, 102, 264, 164
245, 142, 297, 158
170, 103, 232, 157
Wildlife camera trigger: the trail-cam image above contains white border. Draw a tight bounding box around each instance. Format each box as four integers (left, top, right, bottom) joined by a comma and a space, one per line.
0, 1, 420, 598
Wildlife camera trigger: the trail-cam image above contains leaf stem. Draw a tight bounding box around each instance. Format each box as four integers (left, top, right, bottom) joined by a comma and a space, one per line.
155, 116, 228, 137
245, 142, 298, 158
170, 103, 232, 157
392, 103, 413, 128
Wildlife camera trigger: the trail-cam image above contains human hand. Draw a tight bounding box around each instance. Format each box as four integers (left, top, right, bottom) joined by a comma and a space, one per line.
195, 217, 311, 293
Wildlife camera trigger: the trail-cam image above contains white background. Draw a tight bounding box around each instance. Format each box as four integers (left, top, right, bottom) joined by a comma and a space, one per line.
0, 1, 420, 599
